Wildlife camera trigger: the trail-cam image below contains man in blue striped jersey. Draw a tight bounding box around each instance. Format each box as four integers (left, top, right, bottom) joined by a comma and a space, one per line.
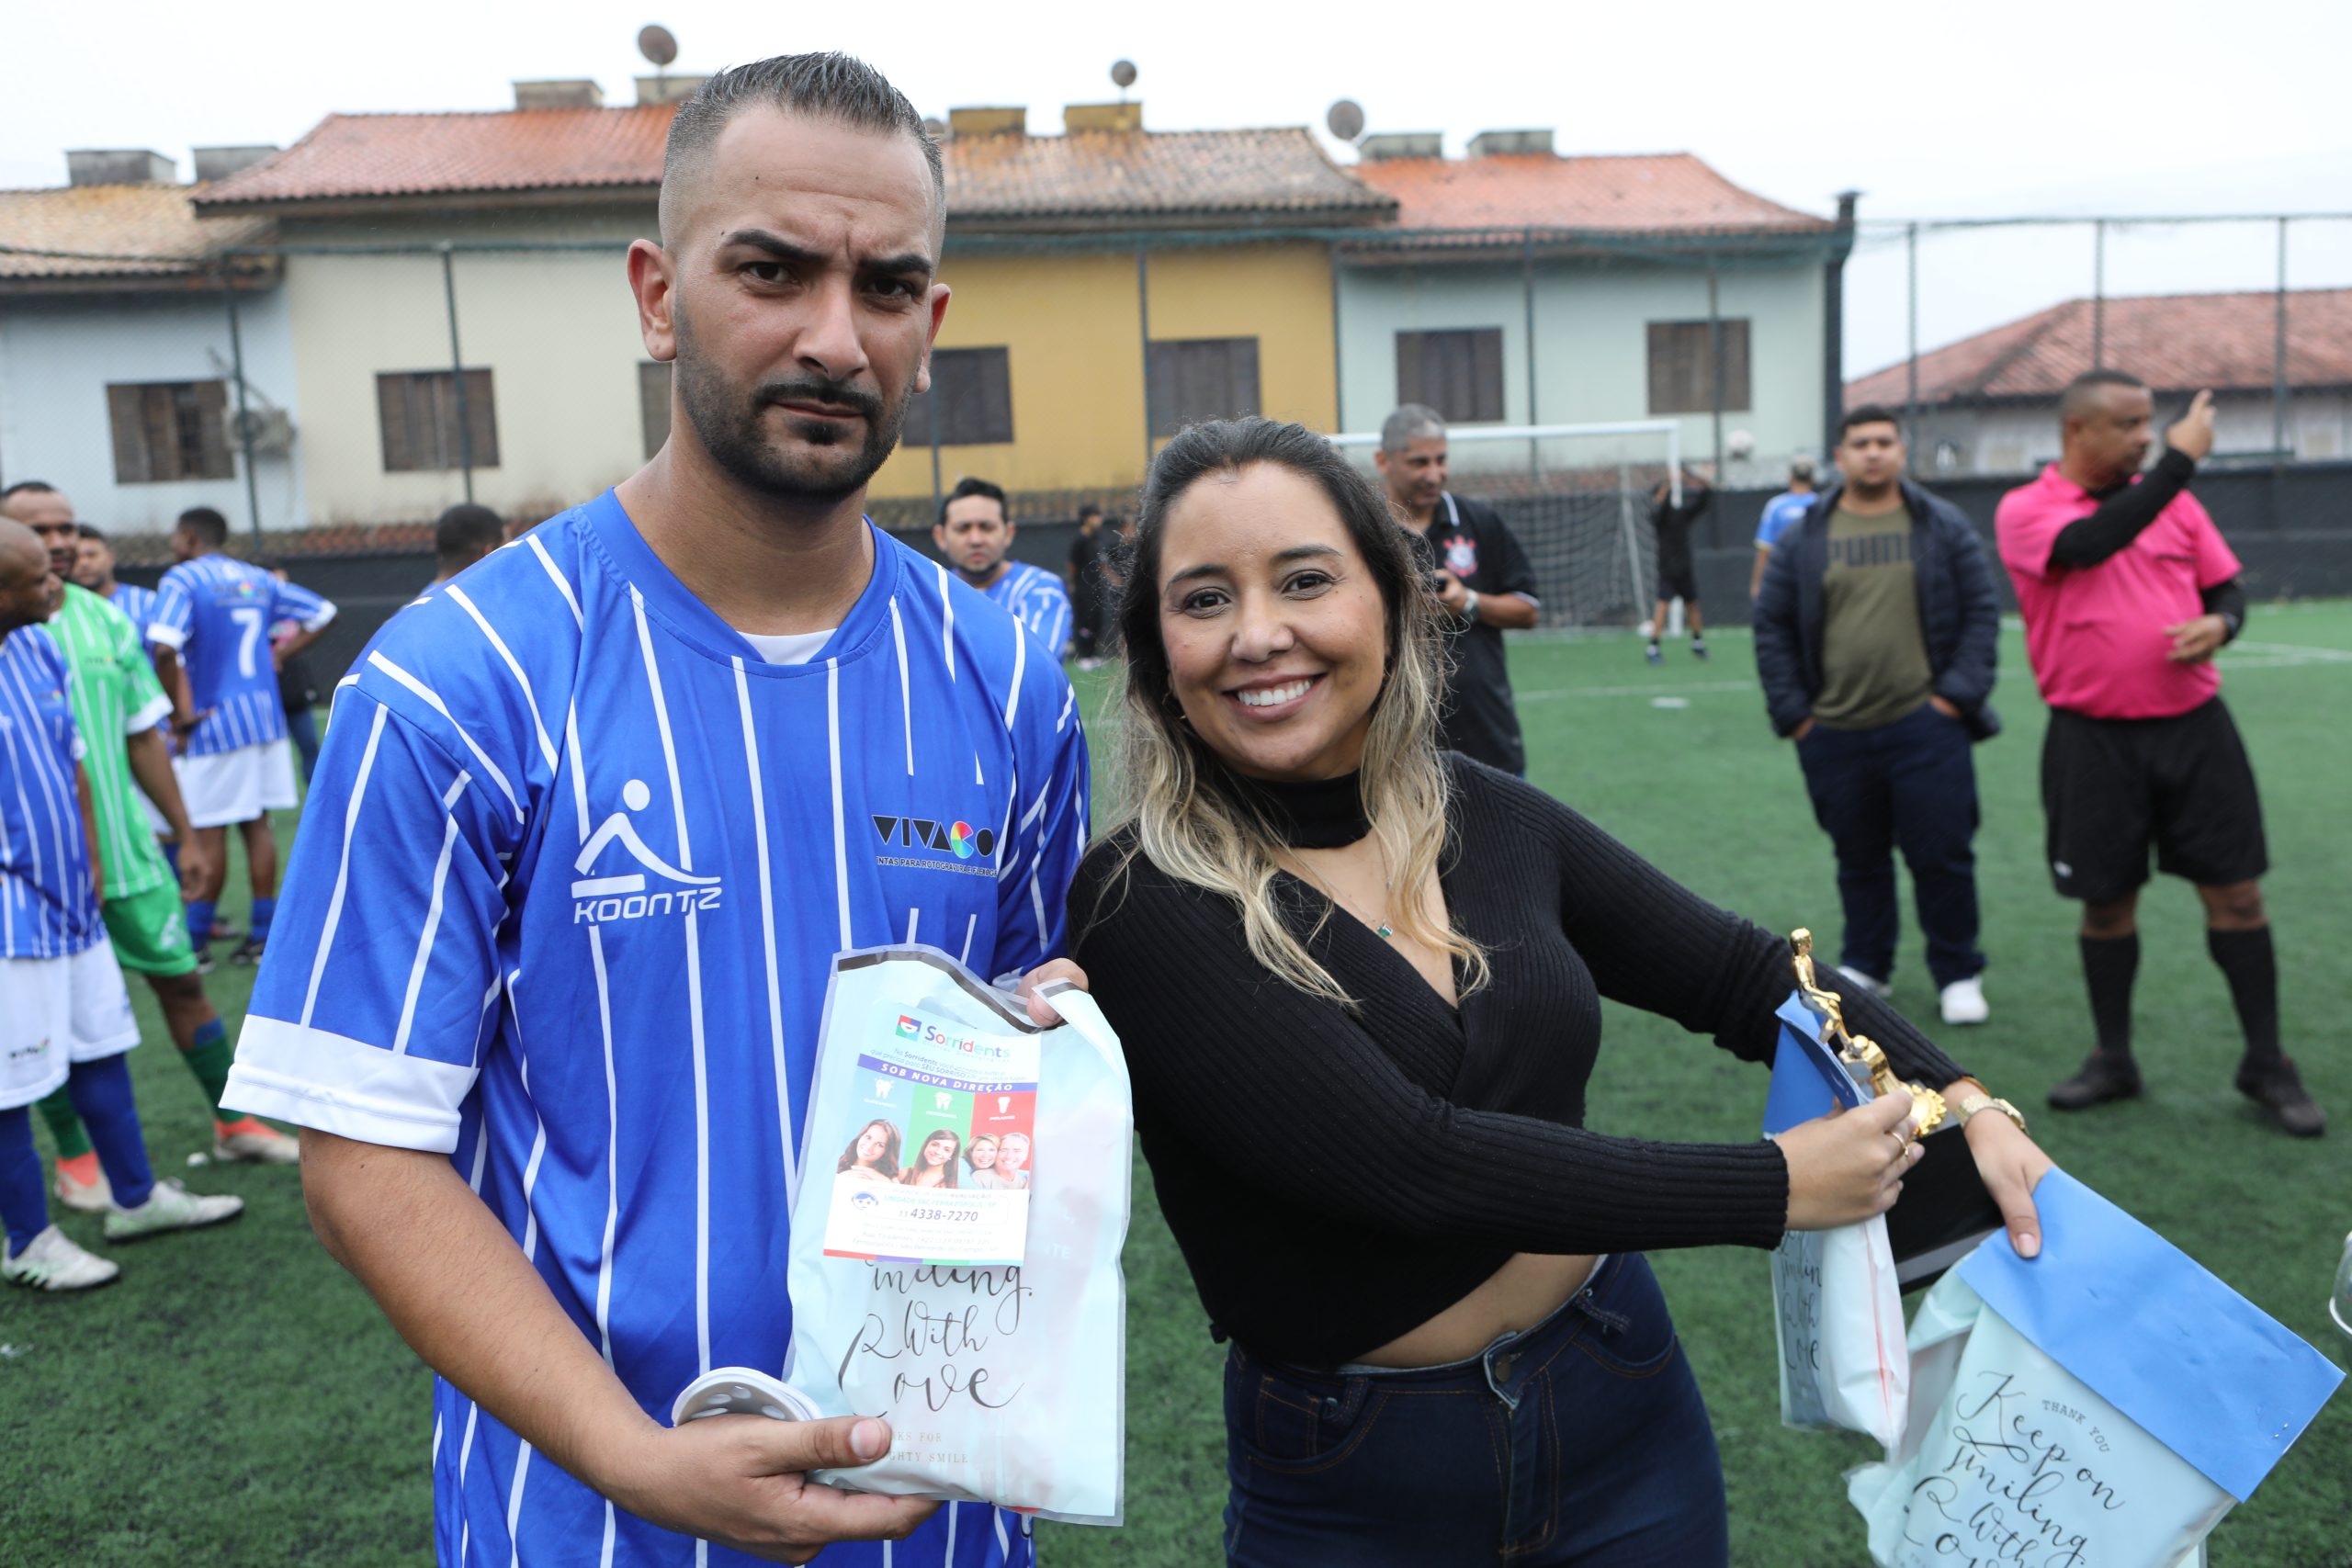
0, 520, 245, 1292
933, 477, 1073, 658
146, 506, 337, 965
72, 525, 158, 648
225, 52, 1088, 1567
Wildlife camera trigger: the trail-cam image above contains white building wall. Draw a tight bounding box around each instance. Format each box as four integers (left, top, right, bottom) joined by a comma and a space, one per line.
0, 287, 303, 536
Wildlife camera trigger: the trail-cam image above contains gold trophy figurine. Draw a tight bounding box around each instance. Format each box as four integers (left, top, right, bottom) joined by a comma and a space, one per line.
1789, 929, 1947, 1138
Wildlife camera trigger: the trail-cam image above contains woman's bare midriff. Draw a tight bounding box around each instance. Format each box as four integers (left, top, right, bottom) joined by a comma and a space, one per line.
1351, 1251, 1600, 1369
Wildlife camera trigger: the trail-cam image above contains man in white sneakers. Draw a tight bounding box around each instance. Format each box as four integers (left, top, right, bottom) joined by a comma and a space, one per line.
0, 520, 243, 1292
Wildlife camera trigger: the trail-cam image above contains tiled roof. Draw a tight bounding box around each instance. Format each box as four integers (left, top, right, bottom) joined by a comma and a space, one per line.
1846, 288, 2352, 407
0, 183, 272, 280
1351, 152, 1834, 237
194, 107, 1390, 221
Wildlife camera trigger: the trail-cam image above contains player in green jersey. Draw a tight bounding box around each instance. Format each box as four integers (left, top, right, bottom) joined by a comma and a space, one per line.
0, 485, 299, 1203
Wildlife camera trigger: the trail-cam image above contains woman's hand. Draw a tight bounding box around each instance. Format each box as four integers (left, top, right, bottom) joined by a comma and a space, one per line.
1778, 1091, 1922, 1232
1015, 958, 1088, 1026
1962, 1111, 2055, 1259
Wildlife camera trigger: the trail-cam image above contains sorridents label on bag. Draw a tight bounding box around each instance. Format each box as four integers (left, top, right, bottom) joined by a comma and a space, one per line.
822, 1010, 1041, 1266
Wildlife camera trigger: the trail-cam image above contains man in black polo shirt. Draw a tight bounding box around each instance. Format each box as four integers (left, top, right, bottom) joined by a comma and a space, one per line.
1374, 404, 1541, 775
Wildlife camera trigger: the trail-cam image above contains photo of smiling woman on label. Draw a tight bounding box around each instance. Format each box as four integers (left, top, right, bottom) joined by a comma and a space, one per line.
899, 1127, 962, 1190
1070, 417, 2053, 1568
963, 1133, 1005, 1188
835, 1118, 901, 1185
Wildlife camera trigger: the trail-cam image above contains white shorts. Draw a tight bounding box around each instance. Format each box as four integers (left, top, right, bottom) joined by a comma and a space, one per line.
175, 739, 300, 829
0, 940, 141, 1111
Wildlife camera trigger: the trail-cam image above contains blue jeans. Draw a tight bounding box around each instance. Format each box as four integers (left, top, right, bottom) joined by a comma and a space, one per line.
284, 705, 321, 784
1221, 1254, 1728, 1567
1794, 701, 1985, 989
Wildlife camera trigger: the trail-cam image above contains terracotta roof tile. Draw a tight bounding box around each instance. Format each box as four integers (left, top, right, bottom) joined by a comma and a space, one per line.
0, 183, 271, 280
1352, 152, 1833, 236
193, 107, 1389, 221
1846, 288, 2352, 406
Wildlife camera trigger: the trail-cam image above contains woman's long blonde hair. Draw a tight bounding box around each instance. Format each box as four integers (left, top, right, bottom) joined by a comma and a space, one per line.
1096, 418, 1487, 1008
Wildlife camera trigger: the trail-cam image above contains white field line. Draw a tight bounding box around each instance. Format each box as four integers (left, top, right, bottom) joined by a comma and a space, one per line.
1518, 645, 2348, 703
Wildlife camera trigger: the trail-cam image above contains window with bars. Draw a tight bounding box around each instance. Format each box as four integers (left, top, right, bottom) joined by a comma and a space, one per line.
105, 381, 234, 484
903, 347, 1014, 446
1147, 337, 1261, 438
377, 368, 500, 472
1396, 329, 1506, 424
639, 361, 673, 459
1645, 320, 1751, 415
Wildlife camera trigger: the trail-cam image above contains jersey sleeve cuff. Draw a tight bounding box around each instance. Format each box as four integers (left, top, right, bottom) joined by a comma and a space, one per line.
146, 623, 187, 650
124, 694, 173, 736
299, 604, 340, 634
225, 1014, 476, 1153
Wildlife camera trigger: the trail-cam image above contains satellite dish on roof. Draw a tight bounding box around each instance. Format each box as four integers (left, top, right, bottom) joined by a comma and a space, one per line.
638, 24, 679, 68
1326, 98, 1366, 142
1110, 59, 1138, 89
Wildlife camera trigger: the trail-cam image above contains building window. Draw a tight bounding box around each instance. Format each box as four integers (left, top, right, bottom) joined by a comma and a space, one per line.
1645, 320, 1751, 415
1396, 329, 1505, 424
105, 381, 234, 484
1148, 337, 1261, 438
377, 369, 499, 472
639, 362, 673, 459
904, 347, 1014, 446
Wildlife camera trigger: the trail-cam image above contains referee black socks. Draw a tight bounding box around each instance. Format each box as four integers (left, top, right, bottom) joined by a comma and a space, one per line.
2080, 932, 2139, 1059
2207, 926, 2282, 1064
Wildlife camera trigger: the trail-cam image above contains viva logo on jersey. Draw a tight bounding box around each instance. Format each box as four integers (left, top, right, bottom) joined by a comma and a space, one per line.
869, 811, 1001, 877
571, 777, 725, 925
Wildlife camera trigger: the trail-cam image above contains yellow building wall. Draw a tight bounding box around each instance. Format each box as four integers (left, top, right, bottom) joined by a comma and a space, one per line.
1145, 242, 1337, 437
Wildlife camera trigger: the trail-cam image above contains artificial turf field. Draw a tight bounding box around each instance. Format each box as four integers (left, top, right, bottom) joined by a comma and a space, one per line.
3, 605, 2346, 1566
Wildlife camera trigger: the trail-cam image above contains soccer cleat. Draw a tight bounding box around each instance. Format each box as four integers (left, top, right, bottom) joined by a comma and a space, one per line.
1835, 964, 1890, 999
1939, 976, 1990, 1026
103, 1179, 244, 1243
51, 1152, 113, 1214
2, 1225, 120, 1292
1690, 640, 1710, 661
1644, 643, 1663, 666
226, 937, 266, 966
2235, 1055, 2325, 1139
213, 1117, 300, 1165
2048, 1051, 2143, 1111
192, 949, 216, 976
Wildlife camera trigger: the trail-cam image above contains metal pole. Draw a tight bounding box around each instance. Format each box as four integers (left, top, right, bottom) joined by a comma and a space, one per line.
223, 269, 265, 556
1522, 229, 1540, 480
2092, 220, 2106, 369
927, 379, 943, 518
1136, 242, 1155, 469
2273, 216, 2290, 466
440, 243, 474, 503
1905, 221, 1919, 435
1705, 252, 1724, 483
1328, 244, 1345, 437
1825, 192, 1858, 457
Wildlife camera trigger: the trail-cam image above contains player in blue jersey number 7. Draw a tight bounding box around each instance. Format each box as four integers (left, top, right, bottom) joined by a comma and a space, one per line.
225, 53, 1088, 1567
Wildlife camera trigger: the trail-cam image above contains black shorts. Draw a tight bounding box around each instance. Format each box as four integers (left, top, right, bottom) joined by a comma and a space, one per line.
2041, 697, 2267, 903
1656, 564, 1700, 604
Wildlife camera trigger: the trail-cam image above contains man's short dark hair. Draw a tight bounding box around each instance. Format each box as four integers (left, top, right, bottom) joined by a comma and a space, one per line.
1838, 405, 1905, 442
1077, 503, 1102, 523
76, 523, 106, 543
2062, 368, 2148, 422
177, 507, 231, 548
660, 53, 944, 246
0, 480, 58, 502
435, 502, 506, 565
938, 477, 1008, 526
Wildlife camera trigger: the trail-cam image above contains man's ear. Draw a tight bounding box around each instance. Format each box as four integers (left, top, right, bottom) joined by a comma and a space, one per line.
627, 239, 679, 363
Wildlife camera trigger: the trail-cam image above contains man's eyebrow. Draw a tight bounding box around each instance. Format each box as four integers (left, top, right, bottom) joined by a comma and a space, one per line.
717, 229, 933, 278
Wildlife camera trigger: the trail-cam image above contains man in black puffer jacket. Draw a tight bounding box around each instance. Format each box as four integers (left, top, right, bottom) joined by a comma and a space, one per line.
1754, 404, 2001, 1028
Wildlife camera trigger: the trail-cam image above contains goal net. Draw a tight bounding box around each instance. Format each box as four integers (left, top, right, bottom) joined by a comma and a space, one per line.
1329, 422, 1685, 630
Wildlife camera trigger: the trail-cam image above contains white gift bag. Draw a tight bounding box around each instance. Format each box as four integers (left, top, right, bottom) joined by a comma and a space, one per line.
1848, 1171, 2343, 1568
672, 944, 1133, 1526
1762, 990, 1910, 1451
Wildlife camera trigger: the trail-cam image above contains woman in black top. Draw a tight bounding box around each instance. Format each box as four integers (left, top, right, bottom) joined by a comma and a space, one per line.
1069, 419, 2052, 1567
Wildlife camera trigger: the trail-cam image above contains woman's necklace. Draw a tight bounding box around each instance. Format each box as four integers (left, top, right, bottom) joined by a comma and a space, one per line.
1292, 848, 1396, 941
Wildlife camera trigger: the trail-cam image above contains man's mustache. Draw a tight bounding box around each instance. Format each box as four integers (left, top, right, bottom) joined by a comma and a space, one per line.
756, 377, 885, 421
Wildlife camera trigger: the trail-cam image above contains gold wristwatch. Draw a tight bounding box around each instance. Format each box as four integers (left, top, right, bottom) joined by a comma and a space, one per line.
1956, 1093, 2028, 1136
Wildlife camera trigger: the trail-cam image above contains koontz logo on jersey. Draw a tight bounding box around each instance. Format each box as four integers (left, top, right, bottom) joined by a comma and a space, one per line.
572, 777, 724, 925
871, 814, 998, 864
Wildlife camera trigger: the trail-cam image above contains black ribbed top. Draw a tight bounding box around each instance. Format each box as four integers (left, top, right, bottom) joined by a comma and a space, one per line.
1070, 756, 1966, 1367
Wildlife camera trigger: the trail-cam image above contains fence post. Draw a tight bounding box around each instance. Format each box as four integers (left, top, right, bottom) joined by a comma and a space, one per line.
222, 264, 266, 555
1135, 242, 1154, 470
440, 243, 474, 504
1905, 221, 1919, 438
1706, 247, 1724, 487
2092, 219, 2106, 370
1522, 229, 1540, 479
2273, 216, 2290, 468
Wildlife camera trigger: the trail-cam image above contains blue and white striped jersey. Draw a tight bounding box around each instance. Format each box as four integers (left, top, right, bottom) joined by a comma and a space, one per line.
226, 491, 1088, 1568
986, 562, 1071, 659
147, 555, 335, 757
342, 576, 449, 693
104, 581, 159, 645
0, 626, 99, 959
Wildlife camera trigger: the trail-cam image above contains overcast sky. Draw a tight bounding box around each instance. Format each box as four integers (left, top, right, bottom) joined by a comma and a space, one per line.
9, 0, 2350, 378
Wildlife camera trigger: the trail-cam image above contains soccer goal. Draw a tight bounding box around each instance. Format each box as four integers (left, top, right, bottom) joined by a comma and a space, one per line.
1329, 421, 1685, 630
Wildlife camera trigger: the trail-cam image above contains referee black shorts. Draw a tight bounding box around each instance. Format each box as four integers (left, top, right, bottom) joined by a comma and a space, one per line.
2041, 697, 2267, 904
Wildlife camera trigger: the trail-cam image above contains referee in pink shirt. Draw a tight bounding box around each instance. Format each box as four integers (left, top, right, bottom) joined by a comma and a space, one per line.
1997, 372, 2322, 1136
